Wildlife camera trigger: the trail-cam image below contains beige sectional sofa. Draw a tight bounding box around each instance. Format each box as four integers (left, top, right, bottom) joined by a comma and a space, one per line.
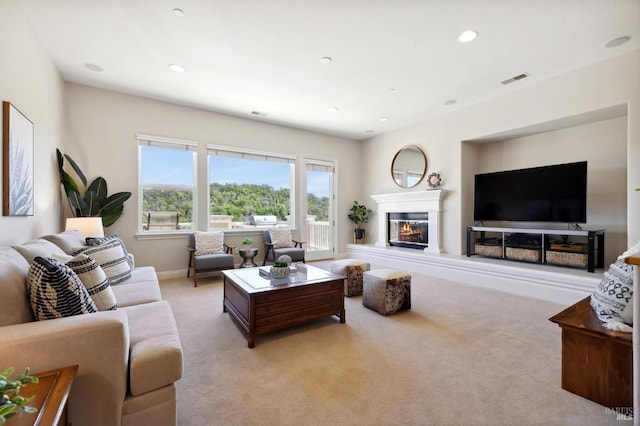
0, 230, 183, 426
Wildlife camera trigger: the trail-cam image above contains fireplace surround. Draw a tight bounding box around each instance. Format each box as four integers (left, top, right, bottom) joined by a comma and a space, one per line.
371, 190, 445, 253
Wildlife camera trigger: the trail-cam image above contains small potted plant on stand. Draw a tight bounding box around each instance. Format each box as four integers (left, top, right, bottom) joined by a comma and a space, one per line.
348, 200, 372, 243
241, 238, 254, 251
239, 238, 257, 268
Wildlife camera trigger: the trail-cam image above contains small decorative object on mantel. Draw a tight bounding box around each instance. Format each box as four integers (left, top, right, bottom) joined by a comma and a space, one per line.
427, 172, 442, 189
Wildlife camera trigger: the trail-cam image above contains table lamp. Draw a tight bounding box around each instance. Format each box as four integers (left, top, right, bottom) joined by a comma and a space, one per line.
65, 217, 105, 238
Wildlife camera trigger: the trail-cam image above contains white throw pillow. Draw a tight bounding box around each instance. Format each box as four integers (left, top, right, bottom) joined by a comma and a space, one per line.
195, 231, 224, 255
269, 229, 293, 248
64, 253, 117, 311
590, 256, 634, 332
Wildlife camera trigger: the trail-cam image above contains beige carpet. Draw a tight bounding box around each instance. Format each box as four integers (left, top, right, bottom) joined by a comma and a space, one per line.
159, 261, 621, 426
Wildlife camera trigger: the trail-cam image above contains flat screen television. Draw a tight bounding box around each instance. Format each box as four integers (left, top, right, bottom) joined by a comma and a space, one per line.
474, 161, 587, 223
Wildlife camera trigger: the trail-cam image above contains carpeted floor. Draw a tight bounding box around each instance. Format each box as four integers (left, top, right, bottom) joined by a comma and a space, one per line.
159, 261, 621, 425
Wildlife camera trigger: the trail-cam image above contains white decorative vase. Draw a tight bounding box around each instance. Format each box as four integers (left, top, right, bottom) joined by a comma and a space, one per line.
272, 266, 290, 278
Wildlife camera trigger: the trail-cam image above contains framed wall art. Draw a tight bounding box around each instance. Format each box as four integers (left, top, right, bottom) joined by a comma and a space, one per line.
3, 101, 34, 216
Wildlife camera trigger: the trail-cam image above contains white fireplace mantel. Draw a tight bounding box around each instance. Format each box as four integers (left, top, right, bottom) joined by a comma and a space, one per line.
370, 190, 445, 253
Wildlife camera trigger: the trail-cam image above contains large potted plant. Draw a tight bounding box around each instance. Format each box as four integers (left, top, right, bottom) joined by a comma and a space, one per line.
348, 200, 372, 241
56, 149, 132, 228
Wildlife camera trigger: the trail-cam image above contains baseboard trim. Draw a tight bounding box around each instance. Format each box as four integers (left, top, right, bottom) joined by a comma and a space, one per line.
346, 244, 602, 305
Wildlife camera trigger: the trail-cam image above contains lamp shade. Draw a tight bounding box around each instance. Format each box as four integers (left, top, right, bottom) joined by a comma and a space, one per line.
65, 217, 105, 238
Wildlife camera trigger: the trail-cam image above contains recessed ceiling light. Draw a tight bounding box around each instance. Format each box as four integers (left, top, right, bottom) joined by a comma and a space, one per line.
84, 63, 103, 72
173, 8, 184, 17
319, 57, 332, 64
388, 88, 396, 93
380, 116, 389, 122
604, 36, 631, 48
458, 30, 478, 43
169, 63, 185, 73
444, 99, 457, 106
328, 106, 338, 112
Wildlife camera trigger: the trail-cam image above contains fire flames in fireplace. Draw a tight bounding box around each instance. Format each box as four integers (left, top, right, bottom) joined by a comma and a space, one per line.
400, 223, 423, 242
388, 212, 429, 249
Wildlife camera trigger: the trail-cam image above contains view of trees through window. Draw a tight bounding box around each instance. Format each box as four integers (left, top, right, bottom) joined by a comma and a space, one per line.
139, 141, 331, 230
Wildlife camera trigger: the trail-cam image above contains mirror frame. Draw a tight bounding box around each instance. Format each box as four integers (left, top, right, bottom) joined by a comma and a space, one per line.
391, 145, 427, 188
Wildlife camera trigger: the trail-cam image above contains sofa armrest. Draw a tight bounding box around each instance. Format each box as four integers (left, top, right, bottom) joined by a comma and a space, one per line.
0, 311, 130, 426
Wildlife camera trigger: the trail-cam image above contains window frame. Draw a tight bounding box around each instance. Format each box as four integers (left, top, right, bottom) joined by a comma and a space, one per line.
207, 144, 296, 230
137, 134, 198, 235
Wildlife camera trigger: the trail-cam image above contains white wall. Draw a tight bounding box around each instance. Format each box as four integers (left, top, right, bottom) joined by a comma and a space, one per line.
64, 83, 362, 272
0, 0, 65, 245
468, 116, 627, 264
361, 49, 640, 260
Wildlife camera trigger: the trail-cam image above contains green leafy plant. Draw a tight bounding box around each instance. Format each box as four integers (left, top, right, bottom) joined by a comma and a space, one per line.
0, 367, 38, 425
241, 238, 254, 246
56, 149, 132, 227
273, 260, 288, 267
348, 200, 372, 230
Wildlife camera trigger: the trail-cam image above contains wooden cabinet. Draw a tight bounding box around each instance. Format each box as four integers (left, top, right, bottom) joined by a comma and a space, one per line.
549, 298, 632, 408
467, 226, 604, 272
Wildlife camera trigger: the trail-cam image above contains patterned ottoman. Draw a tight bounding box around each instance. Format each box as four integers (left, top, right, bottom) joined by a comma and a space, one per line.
362, 269, 411, 315
330, 259, 371, 296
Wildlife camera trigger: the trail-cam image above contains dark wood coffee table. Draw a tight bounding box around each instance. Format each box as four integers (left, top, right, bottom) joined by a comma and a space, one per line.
222, 264, 345, 348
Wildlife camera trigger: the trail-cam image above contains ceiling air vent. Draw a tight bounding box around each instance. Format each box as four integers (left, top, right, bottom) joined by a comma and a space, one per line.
501, 72, 530, 85
250, 110, 268, 117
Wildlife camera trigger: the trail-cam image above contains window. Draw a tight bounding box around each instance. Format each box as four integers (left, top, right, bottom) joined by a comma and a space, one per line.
138, 135, 197, 232
208, 145, 295, 229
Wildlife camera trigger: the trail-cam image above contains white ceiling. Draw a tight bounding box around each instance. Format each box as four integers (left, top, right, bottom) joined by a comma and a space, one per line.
18, 0, 640, 141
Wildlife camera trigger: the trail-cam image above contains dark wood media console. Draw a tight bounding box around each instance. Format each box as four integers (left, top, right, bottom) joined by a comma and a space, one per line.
467, 226, 605, 272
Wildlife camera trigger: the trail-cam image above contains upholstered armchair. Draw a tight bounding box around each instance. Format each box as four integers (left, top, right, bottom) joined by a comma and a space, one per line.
262, 229, 305, 265
187, 231, 234, 286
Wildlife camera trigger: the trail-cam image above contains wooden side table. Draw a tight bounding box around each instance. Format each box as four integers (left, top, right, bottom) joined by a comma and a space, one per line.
8, 365, 78, 426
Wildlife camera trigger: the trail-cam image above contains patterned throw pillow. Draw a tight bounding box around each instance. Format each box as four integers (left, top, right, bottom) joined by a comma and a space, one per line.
65, 254, 117, 311
73, 238, 133, 284
269, 229, 293, 248
195, 231, 224, 255
27, 257, 97, 321
590, 257, 634, 332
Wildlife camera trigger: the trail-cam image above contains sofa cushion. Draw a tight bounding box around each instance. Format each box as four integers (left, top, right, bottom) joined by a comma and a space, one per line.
194, 231, 224, 255
12, 238, 67, 263
27, 257, 98, 320
65, 254, 118, 311
74, 238, 133, 284
0, 247, 34, 326
110, 266, 163, 307
41, 230, 86, 254
124, 301, 183, 396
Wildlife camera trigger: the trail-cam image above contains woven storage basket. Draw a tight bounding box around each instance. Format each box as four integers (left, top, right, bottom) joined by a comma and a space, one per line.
505, 247, 540, 262
475, 244, 502, 258
546, 250, 588, 267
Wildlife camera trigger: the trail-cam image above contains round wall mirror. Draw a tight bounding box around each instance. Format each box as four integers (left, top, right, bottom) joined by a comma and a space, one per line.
391, 145, 427, 188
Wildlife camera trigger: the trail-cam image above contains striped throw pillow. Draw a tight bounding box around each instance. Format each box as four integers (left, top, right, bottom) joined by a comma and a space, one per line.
74, 238, 133, 284
27, 257, 97, 321
65, 254, 117, 311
